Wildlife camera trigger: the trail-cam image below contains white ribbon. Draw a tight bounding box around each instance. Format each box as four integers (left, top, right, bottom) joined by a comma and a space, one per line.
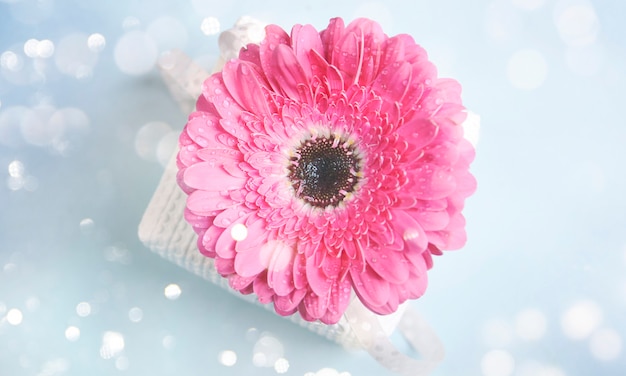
345, 301, 444, 375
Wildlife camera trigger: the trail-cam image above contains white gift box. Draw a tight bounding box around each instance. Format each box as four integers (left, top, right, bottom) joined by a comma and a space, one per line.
138, 18, 446, 375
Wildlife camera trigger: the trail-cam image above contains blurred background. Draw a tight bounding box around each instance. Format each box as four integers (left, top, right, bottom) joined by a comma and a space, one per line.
1, 0, 625, 375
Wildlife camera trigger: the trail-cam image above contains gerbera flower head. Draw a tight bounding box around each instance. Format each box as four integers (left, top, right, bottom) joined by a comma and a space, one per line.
177, 17, 476, 324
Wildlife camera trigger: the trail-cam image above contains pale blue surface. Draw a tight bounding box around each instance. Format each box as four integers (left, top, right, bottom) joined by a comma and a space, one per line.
1, 1, 626, 375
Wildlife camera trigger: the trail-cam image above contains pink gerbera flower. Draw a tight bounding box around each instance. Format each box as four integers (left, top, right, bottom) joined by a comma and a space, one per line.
177, 17, 476, 324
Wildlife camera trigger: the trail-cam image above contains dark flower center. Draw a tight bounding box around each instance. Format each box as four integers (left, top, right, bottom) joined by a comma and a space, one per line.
288, 136, 361, 208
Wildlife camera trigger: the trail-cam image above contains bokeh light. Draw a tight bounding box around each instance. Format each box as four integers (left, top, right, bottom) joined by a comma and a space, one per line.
100, 331, 125, 359
65, 326, 80, 341
304, 369, 352, 376
164, 283, 182, 300
201, 17, 221, 36
482, 318, 514, 347
24, 39, 54, 58
6, 308, 23, 326
134, 121, 175, 163
218, 350, 237, 366
76, 302, 92, 317
514, 308, 547, 341
114, 30, 158, 75
481, 349, 515, 376
147, 16, 188, 51
507, 49, 548, 90
54, 33, 98, 79
560, 300, 603, 340
566, 44, 605, 76
589, 328, 622, 361
511, 0, 546, 11
230, 223, 248, 241
79, 218, 95, 233
274, 357, 290, 374
253, 333, 284, 367
128, 307, 143, 323
87, 33, 106, 53
162, 335, 176, 350
554, 2, 600, 46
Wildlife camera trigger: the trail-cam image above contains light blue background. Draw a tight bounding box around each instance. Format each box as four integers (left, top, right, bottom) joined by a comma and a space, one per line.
1, 0, 625, 375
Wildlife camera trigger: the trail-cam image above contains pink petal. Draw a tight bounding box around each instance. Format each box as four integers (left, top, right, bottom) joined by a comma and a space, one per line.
185, 114, 227, 149
228, 274, 254, 291
196, 236, 216, 257
200, 225, 225, 256
222, 60, 271, 116
302, 289, 330, 319
422, 141, 460, 167
411, 163, 457, 200
292, 250, 308, 290
322, 278, 352, 324
290, 23, 324, 79
183, 207, 212, 229
377, 286, 400, 315
341, 238, 361, 260
253, 274, 274, 304
187, 190, 237, 216
183, 162, 246, 192
306, 252, 332, 297
455, 165, 477, 195
238, 43, 262, 68
372, 61, 412, 110
196, 148, 241, 165
433, 78, 463, 105
406, 264, 429, 300
260, 24, 291, 91
214, 213, 252, 259
274, 289, 306, 316
195, 92, 218, 113
334, 31, 360, 82
269, 44, 312, 104
233, 225, 271, 278
428, 214, 467, 250
213, 205, 247, 228
397, 117, 439, 154
297, 301, 316, 322
364, 246, 410, 285
343, 18, 386, 85
422, 250, 434, 270
320, 17, 345, 61
215, 256, 235, 275
409, 208, 450, 232
218, 117, 251, 143
267, 241, 296, 296
381, 34, 412, 68
457, 138, 476, 167
203, 74, 245, 125
235, 248, 267, 279
309, 49, 345, 93
177, 135, 201, 169
235, 217, 270, 253
247, 151, 287, 176
321, 252, 343, 279
391, 209, 428, 252
350, 265, 390, 309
